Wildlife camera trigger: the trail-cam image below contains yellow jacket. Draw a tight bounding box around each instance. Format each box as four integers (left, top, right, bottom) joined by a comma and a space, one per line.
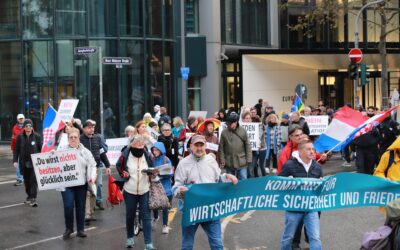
374, 136, 400, 181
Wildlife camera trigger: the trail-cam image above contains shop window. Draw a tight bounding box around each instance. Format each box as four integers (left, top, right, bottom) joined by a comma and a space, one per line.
55, 0, 86, 36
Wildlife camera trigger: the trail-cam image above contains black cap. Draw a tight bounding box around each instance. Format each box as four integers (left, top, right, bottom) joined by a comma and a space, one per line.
83, 119, 96, 128
23, 119, 33, 127
226, 112, 239, 124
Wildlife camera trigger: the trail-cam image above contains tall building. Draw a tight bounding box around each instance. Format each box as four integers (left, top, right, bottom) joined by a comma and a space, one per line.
1, 0, 399, 142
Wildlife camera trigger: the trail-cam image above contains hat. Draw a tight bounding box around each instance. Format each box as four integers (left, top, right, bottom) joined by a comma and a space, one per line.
191, 135, 206, 145
226, 112, 239, 124
266, 105, 273, 109
83, 119, 96, 127
282, 113, 289, 119
23, 119, 33, 127
17, 114, 25, 119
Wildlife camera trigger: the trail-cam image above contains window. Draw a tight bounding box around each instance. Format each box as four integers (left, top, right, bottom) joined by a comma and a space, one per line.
119, 0, 143, 36
148, 41, 164, 107
146, 0, 162, 37
185, 0, 199, 34
55, 0, 86, 36
22, 0, 53, 39
88, 0, 117, 37
188, 77, 201, 111
0, 0, 20, 38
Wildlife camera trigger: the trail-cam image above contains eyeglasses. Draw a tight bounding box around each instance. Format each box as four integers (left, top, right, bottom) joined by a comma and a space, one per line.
25, 124, 32, 128
68, 136, 78, 139
162, 129, 171, 132
291, 133, 303, 137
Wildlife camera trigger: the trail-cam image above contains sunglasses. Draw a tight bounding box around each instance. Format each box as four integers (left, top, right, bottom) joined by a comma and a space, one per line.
25, 124, 32, 128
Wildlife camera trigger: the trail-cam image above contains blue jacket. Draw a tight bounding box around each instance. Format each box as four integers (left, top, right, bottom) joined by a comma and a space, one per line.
151, 142, 173, 196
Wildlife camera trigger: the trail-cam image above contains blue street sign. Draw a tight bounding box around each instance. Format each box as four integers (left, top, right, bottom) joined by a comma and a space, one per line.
180, 67, 190, 80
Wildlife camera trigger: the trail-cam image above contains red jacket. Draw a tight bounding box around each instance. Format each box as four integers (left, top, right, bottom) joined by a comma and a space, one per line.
11, 124, 24, 152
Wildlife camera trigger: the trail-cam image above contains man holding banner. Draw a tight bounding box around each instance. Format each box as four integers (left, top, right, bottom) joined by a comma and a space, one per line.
279, 140, 323, 250
173, 135, 238, 250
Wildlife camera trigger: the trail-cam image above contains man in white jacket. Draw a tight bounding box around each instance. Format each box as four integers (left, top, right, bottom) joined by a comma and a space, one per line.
173, 135, 238, 250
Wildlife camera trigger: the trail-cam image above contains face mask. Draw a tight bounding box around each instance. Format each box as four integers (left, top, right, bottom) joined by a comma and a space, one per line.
130, 147, 144, 158
367, 113, 374, 118
268, 122, 276, 127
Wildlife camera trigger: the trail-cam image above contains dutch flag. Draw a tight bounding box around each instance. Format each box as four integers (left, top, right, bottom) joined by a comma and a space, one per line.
41, 105, 65, 152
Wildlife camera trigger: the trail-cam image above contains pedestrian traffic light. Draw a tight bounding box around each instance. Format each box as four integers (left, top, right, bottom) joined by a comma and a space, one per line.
348, 60, 359, 80
360, 63, 370, 86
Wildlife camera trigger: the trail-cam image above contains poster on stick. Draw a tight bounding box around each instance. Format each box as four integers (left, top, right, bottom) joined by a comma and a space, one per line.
305, 116, 329, 135
240, 122, 261, 151
31, 149, 85, 191
106, 138, 129, 165
58, 99, 79, 122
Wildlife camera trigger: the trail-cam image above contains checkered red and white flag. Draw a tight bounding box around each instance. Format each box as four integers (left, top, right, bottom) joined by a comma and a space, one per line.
41, 105, 65, 152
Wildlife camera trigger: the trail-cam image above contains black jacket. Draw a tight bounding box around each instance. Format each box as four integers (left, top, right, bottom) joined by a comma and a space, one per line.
80, 133, 110, 168
13, 132, 42, 168
290, 117, 310, 136
158, 134, 179, 167
158, 113, 172, 128
279, 158, 323, 179
352, 128, 380, 149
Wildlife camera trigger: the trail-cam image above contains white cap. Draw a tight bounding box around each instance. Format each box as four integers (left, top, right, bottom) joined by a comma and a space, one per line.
17, 114, 25, 120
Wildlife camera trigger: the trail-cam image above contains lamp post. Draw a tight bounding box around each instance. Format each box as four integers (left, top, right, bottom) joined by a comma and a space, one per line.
180, 0, 187, 119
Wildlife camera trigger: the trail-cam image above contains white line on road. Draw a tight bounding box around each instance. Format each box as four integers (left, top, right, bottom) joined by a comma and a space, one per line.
0, 203, 24, 210
221, 210, 256, 242
7, 227, 97, 250
0, 180, 16, 185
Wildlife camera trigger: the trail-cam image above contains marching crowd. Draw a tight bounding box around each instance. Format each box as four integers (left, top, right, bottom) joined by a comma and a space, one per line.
9, 99, 400, 250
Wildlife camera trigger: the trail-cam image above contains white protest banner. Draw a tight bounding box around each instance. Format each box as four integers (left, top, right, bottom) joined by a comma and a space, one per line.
58, 99, 79, 122
57, 133, 69, 151
206, 142, 219, 152
184, 133, 196, 152
31, 149, 84, 191
240, 122, 260, 151
189, 111, 208, 119
106, 138, 128, 165
305, 115, 329, 135
147, 127, 160, 141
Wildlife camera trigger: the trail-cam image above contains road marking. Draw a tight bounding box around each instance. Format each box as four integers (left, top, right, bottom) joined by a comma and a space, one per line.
7, 227, 96, 250
221, 210, 255, 242
0, 180, 16, 185
240, 210, 255, 222
221, 214, 236, 242
167, 207, 177, 229
0, 203, 24, 210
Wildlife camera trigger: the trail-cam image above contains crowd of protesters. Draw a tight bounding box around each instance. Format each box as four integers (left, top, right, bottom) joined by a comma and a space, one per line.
10, 98, 400, 250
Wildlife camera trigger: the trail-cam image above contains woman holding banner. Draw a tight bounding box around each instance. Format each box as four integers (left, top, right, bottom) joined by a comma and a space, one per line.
61, 128, 97, 240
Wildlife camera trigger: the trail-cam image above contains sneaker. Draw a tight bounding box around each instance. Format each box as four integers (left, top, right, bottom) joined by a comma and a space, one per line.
126, 238, 134, 248
14, 180, 23, 186
265, 168, 270, 174
24, 198, 32, 204
96, 202, 105, 210
144, 243, 156, 250
30, 199, 38, 207
162, 225, 169, 234
151, 217, 159, 228
272, 168, 277, 174
341, 161, 352, 167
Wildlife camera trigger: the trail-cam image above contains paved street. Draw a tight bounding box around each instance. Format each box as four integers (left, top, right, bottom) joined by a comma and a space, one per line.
0, 146, 383, 250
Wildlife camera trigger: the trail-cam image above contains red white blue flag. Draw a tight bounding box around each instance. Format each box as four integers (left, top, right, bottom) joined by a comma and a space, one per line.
42, 105, 65, 152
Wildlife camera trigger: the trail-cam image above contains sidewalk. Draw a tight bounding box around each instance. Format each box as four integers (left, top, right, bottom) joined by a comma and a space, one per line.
0, 144, 12, 157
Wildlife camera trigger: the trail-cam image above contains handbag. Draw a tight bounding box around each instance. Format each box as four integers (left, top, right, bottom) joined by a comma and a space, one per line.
149, 180, 171, 210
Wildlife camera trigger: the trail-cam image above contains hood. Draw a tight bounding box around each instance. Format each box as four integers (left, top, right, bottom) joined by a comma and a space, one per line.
387, 136, 400, 151
152, 141, 166, 155
291, 151, 311, 168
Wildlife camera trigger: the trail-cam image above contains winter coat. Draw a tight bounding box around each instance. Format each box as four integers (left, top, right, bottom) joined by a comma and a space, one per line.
219, 126, 252, 169
374, 136, 400, 181
13, 132, 42, 169
279, 153, 323, 179
203, 130, 219, 156
352, 128, 380, 149
151, 142, 173, 196
172, 125, 184, 139
11, 123, 25, 152
157, 134, 179, 167
116, 148, 153, 195
290, 117, 310, 136
80, 133, 111, 168
71, 143, 97, 183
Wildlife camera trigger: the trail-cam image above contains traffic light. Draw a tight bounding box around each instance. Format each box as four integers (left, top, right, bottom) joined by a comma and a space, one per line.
360, 63, 370, 86
348, 61, 359, 80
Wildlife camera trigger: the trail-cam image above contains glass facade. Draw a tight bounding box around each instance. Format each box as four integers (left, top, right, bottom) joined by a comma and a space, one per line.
0, 0, 176, 141
280, 0, 400, 49
221, 0, 269, 46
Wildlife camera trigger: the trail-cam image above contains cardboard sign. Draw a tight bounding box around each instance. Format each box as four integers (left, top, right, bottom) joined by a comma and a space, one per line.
156, 164, 173, 175
147, 127, 160, 141
31, 149, 85, 191
57, 133, 69, 151
305, 116, 329, 135
189, 111, 208, 119
240, 123, 261, 151
58, 99, 79, 122
206, 142, 219, 151
105, 138, 128, 165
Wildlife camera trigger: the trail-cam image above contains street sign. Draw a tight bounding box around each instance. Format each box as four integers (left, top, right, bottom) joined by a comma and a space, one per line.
180, 67, 190, 80
348, 48, 363, 64
102, 57, 132, 65
74, 47, 97, 55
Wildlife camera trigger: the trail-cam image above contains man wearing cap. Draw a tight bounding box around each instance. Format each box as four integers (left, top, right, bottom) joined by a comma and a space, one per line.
80, 119, 111, 221
11, 114, 26, 186
219, 112, 252, 180
13, 119, 42, 207
173, 135, 238, 250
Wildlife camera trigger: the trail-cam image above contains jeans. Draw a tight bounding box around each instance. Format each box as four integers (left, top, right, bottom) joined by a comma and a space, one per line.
153, 195, 173, 226
96, 167, 103, 203
182, 220, 223, 250
281, 211, 322, 250
266, 149, 278, 170
61, 184, 87, 232
124, 191, 152, 244
253, 150, 267, 177
16, 163, 23, 182
226, 167, 247, 180
22, 167, 37, 199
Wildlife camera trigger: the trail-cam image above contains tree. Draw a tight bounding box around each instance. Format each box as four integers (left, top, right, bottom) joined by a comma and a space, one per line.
282, 0, 400, 109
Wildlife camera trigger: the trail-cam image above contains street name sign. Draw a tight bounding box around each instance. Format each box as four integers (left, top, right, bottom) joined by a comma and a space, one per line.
74, 47, 97, 55
102, 57, 132, 65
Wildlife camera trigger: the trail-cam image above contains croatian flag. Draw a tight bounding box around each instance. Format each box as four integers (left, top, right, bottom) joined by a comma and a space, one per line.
314, 106, 367, 153
42, 105, 65, 152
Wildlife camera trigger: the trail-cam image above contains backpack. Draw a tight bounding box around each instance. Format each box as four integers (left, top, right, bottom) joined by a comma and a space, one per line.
107, 175, 124, 206
360, 225, 392, 250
